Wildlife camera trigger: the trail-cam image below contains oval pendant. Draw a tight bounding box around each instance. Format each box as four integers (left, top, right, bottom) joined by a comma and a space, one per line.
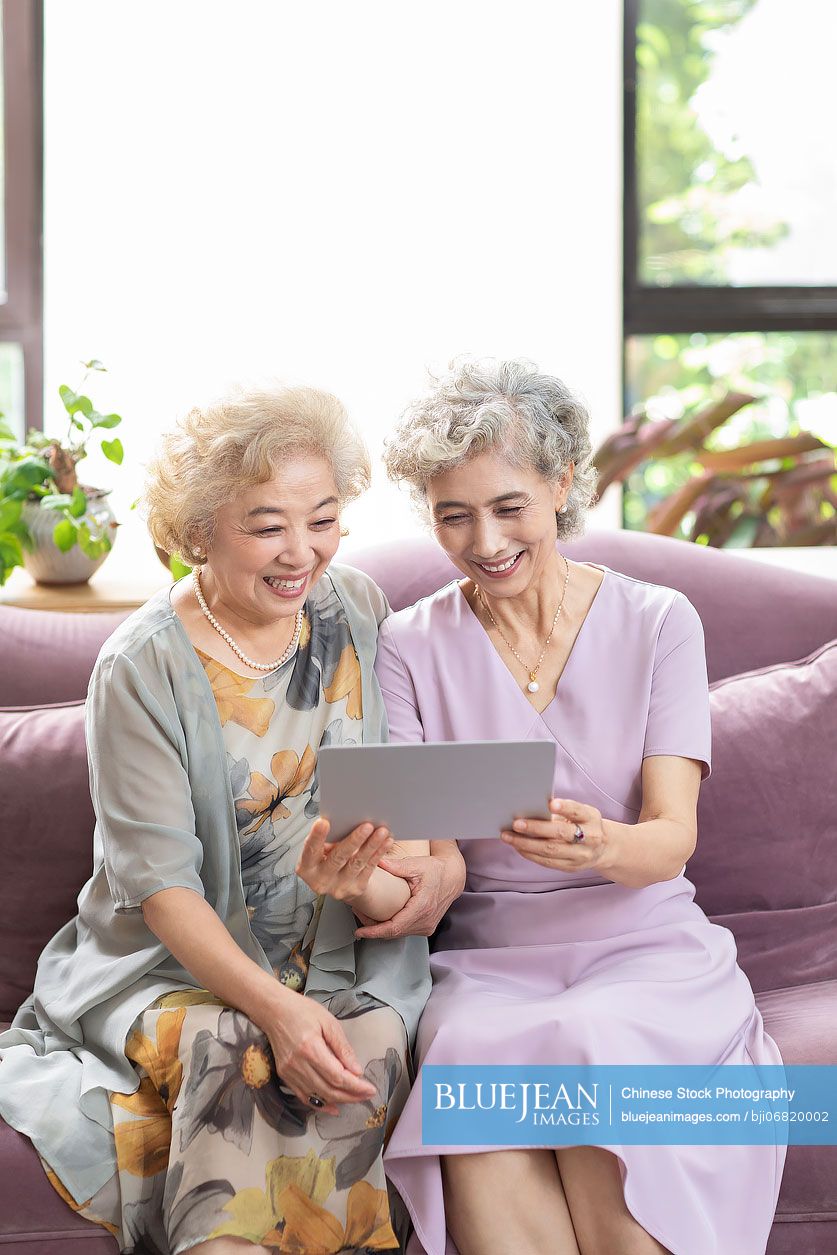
527, 680, 540, 693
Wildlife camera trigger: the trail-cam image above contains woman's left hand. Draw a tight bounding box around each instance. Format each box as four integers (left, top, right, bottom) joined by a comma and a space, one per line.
353, 846, 466, 940
500, 797, 608, 872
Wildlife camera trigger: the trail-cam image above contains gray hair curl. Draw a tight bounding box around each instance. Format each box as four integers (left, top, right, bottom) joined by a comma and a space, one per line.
382, 357, 600, 538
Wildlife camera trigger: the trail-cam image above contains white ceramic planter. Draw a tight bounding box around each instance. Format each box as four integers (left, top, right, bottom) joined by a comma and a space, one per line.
22, 490, 118, 585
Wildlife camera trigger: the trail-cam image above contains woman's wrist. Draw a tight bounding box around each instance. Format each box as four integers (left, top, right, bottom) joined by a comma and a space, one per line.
431, 840, 467, 895
341, 866, 411, 920
237, 965, 299, 1028
599, 817, 691, 889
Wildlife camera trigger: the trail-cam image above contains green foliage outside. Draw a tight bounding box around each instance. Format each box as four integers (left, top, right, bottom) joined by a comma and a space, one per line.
636, 0, 786, 286
625, 332, 837, 542
629, 1, 837, 542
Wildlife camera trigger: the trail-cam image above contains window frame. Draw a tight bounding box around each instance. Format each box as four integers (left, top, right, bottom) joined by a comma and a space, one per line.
623, 0, 837, 336
1, 0, 43, 432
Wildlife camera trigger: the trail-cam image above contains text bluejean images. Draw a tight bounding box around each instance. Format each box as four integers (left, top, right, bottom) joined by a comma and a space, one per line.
421, 1066, 837, 1146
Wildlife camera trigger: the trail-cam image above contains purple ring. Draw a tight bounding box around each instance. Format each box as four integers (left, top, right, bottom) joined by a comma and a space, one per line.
572, 825, 585, 843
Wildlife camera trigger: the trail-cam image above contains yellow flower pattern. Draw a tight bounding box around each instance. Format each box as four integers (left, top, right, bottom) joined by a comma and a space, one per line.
323, 642, 363, 719
208, 1152, 395, 1252
237, 744, 317, 835
111, 1008, 186, 1178
196, 649, 275, 735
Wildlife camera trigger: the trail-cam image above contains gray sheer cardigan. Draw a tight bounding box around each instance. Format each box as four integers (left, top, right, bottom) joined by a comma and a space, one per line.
0, 564, 431, 1205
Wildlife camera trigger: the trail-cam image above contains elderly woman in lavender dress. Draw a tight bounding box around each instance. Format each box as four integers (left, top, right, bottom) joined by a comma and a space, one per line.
358, 358, 786, 1255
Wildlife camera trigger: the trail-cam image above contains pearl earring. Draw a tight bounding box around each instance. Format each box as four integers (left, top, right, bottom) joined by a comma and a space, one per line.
559, 504, 568, 514
191, 547, 201, 556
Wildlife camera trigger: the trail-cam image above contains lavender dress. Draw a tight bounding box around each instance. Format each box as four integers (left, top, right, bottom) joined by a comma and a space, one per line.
374, 564, 786, 1255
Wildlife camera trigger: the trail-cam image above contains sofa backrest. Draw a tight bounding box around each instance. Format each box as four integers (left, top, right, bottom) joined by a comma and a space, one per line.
1, 529, 834, 1017
0, 604, 128, 707
350, 529, 837, 682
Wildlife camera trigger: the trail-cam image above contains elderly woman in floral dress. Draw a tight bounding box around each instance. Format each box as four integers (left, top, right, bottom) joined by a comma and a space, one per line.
0, 382, 463, 1255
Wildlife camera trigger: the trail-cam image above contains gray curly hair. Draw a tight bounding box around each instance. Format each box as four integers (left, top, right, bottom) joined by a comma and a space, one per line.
382, 357, 600, 539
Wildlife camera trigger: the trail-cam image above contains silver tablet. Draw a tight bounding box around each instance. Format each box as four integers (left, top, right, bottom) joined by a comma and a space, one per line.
317, 740, 557, 842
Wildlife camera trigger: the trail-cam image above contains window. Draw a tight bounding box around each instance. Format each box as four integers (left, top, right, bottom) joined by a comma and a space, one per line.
623, 0, 837, 543
0, 0, 43, 440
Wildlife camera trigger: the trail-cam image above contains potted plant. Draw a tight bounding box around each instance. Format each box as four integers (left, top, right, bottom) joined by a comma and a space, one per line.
0, 359, 124, 585
593, 391, 837, 547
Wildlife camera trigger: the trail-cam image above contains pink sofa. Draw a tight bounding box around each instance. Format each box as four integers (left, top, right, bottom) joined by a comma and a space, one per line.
1, 528, 835, 1254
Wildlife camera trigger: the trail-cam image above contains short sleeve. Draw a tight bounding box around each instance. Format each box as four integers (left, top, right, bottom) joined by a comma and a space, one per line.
374, 619, 425, 745
86, 651, 206, 913
642, 593, 712, 782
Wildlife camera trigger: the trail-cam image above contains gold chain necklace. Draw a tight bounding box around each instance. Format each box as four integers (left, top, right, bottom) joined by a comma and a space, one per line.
475, 554, 571, 694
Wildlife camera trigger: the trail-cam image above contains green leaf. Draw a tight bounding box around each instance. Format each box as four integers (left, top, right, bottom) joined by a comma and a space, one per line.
40, 492, 74, 511
76, 523, 95, 557
7, 516, 29, 543
0, 498, 22, 531
83, 359, 106, 371
22, 429, 51, 450
77, 521, 111, 560
0, 534, 24, 567
58, 386, 94, 418
169, 554, 193, 580
52, 518, 78, 552
94, 412, 122, 430
69, 484, 87, 518
101, 437, 124, 465
0, 418, 16, 442
2, 457, 51, 495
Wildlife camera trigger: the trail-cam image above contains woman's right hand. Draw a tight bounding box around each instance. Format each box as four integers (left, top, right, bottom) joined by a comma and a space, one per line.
263, 986, 377, 1116
296, 817, 392, 903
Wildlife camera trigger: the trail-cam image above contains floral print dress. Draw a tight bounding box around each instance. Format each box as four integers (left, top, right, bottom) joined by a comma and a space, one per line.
42, 577, 412, 1255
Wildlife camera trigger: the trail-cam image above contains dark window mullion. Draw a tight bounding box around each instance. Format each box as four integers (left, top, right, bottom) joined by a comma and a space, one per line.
1, 0, 43, 431
626, 286, 837, 336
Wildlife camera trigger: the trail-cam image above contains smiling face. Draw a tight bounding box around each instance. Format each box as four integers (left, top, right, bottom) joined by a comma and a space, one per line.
201, 454, 341, 630
426, 448, 570, 597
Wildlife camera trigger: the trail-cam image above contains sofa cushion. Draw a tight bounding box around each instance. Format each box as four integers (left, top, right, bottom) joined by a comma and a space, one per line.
0, 702, 93, 1022
0, 1111, 117, 1250
709, 903, 837, 996
0, 604, 127, 708
757, 982, 837, 1239
691, 638, 837, 921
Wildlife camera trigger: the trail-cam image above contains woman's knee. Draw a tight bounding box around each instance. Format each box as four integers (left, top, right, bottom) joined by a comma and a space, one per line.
554, 1147, 671, 1255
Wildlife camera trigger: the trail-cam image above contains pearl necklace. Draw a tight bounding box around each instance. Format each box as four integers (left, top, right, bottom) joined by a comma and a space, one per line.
192, 568, 304, 673
475, 554, 571, 693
